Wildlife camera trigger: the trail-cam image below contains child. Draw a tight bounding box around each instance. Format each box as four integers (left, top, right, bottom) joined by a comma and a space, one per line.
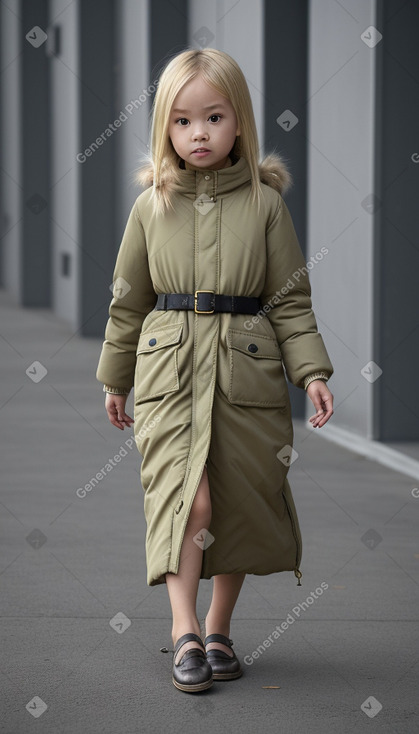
96, 47, 334, 693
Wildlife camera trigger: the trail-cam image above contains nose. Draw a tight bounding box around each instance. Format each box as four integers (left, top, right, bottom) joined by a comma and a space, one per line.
191, 125, 209, 142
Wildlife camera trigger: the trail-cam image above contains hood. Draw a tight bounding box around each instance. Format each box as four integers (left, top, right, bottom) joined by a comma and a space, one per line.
136, 152, 293, 197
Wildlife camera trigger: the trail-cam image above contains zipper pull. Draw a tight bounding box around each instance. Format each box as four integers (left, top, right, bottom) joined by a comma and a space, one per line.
294, 568, 302, 586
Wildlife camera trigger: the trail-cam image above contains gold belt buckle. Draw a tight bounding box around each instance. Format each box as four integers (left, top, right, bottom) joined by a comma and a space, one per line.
194, 290, 215, 314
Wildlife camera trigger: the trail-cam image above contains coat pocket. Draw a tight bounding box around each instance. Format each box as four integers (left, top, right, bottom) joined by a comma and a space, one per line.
227, 329, 288, 407
135, 322, 183, 404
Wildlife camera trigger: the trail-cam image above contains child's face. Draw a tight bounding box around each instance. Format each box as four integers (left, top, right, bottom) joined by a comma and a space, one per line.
168, 74, 240, 171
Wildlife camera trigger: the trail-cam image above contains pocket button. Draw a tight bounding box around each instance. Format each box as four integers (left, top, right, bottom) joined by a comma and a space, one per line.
148, 337, 157, 346
248, 343, 258, 353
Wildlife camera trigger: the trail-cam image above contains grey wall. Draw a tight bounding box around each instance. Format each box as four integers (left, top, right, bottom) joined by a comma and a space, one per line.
188, 0, 264, 151
44, 0, 150, 338
373, 0, 419, 441
307, 0, 419, 442
1, 0, 22, 300
150, 0, 188, 82
50, 0, 80, 327
116, 0, 151, 239
78, 0, 117, 337
264, 0, 308, 418
307, 0, 377, 438
1, 0, 50, 307
21, 0, 51, 307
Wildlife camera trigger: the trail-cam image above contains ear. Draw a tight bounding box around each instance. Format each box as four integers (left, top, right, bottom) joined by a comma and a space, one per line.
236, 128, 241, 136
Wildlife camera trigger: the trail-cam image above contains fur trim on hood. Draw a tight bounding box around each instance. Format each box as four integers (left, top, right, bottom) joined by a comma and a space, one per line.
258, 152, 293, 195
136, 152, 292, 196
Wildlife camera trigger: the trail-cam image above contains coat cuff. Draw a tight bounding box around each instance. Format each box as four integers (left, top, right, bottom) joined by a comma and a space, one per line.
303, 372, 330, 390
102, 384, 131, 395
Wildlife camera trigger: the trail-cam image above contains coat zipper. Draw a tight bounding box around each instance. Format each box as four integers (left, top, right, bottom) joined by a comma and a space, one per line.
282, 491, 303, 586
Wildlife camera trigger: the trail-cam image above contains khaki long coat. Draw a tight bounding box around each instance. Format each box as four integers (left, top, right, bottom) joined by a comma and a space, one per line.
96, 155, 333, 587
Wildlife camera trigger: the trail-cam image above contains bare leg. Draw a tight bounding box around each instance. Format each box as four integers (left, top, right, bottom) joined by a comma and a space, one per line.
205, 572, 246, 656
166, 466, 211, 664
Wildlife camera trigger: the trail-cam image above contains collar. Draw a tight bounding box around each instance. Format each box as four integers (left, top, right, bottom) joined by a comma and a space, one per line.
173, 156, 252, 201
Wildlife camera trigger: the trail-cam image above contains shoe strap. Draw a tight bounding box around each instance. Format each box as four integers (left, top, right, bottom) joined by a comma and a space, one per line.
204, 633, 233, 647
174, 633, 205, 656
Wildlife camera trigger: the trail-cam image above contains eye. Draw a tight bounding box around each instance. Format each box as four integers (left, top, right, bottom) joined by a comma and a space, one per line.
209, 114, 222, 123
175, 118, 189, 126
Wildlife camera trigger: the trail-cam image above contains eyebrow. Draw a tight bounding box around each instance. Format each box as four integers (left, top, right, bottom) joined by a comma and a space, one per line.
172, 103, 227, 113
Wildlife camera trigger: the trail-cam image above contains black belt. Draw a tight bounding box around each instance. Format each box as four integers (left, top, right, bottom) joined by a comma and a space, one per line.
155, 291, 262, 315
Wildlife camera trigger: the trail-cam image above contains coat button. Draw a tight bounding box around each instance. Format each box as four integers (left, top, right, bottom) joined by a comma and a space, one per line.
248, 343, 258, 353
149, 338, 157, 346
204, 174, 210, 180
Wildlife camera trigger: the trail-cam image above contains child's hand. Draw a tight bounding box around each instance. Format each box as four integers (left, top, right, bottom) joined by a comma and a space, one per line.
306, 380, 334, 428
105, 393, 134, 431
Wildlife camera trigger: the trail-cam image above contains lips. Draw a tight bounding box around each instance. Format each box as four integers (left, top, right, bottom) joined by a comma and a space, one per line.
193, 148, 210, 153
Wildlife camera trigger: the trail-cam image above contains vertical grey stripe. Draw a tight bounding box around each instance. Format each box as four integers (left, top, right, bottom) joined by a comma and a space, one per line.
79, 0, 117, 336
264, 0, 309, 418
149, 0, 188, 89
21, 0, 51, 306
373, 0, 419, 440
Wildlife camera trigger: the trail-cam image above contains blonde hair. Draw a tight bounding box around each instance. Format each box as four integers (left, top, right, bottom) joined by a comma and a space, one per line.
135, 48, 265, 217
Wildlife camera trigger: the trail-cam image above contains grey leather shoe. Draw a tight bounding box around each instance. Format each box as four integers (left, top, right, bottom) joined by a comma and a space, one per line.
204, 634, 243, 680
172, 633, 213, 692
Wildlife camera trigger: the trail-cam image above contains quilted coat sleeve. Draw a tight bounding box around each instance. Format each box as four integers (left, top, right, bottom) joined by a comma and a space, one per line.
260, 196, 334, 389
96, 200, 157, 390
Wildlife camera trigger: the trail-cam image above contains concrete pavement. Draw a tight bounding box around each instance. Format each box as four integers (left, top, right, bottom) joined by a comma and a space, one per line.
0, 289, 418, 733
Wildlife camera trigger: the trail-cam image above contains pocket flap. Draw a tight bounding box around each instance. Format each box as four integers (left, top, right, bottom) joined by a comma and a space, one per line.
136, 323, 183, 355
227, 329, 281, 359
